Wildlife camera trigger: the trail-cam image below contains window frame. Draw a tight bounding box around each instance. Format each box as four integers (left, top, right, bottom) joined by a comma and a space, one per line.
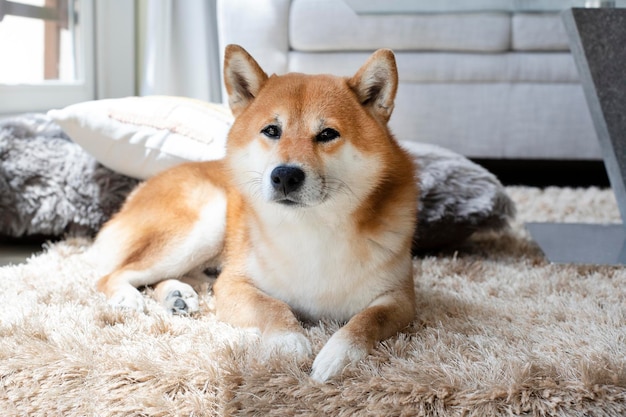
0, 0, 135, 115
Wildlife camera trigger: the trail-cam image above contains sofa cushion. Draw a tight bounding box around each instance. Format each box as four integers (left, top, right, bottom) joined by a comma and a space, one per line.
289, 0, 511, 52
390, 84, 600, 160
288, 51, 580, 83
512, 13, 570, 51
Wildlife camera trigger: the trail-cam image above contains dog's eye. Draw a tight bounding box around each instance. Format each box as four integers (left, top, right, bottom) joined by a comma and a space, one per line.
316, 128, 340, 143
261, 125, 281, 139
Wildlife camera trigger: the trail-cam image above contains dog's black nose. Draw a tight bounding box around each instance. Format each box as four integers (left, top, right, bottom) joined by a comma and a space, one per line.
271, 165, 305, 195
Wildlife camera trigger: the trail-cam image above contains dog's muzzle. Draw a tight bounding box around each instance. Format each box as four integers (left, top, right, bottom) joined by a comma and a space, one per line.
265, 164, 328, 207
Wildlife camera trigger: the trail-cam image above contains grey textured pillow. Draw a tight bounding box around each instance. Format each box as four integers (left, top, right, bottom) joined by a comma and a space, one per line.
402, 141, 516, 252
0, 114, 138, 238
0, 115, 514, 251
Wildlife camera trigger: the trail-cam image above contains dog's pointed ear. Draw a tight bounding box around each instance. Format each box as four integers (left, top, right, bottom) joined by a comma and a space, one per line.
223, 44, 269, 116
348, 49, 398, 124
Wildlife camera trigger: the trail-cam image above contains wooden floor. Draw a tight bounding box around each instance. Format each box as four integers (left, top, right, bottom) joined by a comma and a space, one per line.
0, 243, 45, 267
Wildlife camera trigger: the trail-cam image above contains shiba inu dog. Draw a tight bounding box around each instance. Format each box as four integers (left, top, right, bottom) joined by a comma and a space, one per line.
93, 44, 418, 382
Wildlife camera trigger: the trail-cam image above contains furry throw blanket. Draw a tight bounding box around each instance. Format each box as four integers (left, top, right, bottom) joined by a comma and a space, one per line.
0, 114, 514, 252
0, 114, 138, 238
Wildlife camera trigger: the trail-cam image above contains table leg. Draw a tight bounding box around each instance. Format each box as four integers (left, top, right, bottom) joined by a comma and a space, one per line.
527, 8, 626, 265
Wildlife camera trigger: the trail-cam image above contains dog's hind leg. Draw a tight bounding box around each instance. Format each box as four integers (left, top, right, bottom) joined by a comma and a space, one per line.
93, 166, 228, 314
96, 210, 225, 314
93, 222, 176, 313
97, 267, 161, 313
96, 223, 223, 314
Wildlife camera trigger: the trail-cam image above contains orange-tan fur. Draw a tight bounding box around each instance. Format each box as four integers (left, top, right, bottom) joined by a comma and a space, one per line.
93, 44, 419, 382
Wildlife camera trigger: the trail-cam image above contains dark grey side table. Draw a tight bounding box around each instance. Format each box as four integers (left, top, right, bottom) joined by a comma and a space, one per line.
526, 8, 626, 265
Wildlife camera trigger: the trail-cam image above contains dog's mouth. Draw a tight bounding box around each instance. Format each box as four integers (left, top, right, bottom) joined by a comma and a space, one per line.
276, 198, 302, 207
272, 187, 331, 208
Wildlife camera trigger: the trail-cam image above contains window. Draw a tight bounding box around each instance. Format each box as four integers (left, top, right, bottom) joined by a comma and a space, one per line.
0, 0, 95, 114
0, 0, 135, 115
0, 0, 78, 83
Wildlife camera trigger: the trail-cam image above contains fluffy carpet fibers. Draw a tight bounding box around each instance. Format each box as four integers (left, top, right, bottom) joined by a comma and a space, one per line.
1, 186, 626, 416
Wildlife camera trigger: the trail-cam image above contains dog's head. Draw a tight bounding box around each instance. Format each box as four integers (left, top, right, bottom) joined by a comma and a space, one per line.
223, 44, 402, 212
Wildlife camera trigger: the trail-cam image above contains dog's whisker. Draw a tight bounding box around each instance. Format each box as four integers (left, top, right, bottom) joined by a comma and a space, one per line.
325, 177, 356, 203
237, 171, 264, 198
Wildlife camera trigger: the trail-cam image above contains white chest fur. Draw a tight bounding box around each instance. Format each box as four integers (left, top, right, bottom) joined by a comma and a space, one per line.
245, 203, 411, 323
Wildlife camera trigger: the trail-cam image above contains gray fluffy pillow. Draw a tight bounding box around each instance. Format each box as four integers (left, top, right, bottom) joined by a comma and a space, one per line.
402, 141, 515, 252
0, 114, 138, 238
0, 114, 514, 251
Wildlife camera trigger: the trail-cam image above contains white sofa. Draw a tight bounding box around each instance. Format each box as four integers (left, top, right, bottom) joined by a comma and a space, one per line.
216, 0, 601, 160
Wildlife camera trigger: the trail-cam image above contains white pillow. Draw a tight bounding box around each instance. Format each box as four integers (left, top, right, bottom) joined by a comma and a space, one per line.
48, 96, 233, 180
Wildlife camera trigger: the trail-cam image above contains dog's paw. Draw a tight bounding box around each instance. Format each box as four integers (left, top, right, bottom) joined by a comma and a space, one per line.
160, 281, 199, 315
109, 286, 146, 313
311, 330, 369, 382
262, 331, 312, 361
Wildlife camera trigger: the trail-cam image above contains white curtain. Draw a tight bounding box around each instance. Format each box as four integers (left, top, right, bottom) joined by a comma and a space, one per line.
137, 0, 222, 103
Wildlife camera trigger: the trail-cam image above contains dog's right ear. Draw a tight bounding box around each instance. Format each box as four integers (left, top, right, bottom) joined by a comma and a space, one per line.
223, 45, 269, 117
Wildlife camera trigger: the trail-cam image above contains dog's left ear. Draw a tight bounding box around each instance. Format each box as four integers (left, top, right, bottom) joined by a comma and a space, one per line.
223, 44, 269, 117
348, 49, 398, 124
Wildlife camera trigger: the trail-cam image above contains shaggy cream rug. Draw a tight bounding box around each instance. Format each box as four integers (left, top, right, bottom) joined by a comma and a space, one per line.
1, 186, 626, 416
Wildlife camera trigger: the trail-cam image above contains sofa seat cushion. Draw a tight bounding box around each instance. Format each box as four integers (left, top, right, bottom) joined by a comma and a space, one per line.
289, 0, 511, 52
390, 84, 600, 160
288, 51, 580, 83
512, 13, 570, 51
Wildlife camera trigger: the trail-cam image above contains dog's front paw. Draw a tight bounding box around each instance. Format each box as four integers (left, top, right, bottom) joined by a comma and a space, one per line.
262, 331, 312, 361
311, 330, 368, 382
